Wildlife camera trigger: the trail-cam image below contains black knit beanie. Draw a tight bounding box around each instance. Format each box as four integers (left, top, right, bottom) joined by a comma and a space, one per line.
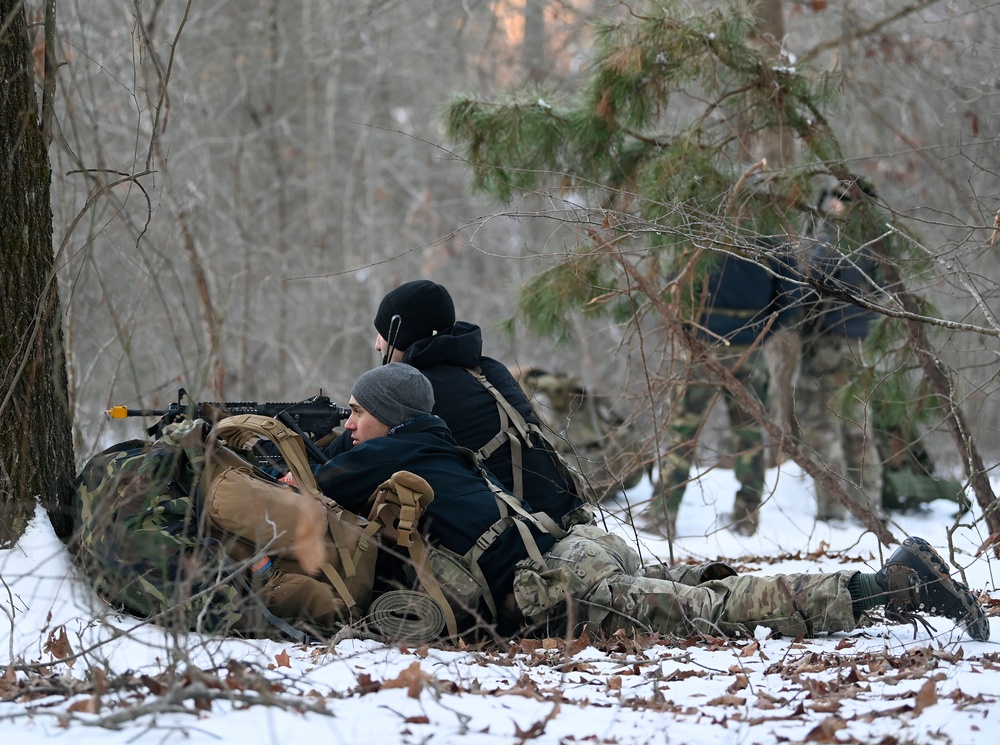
351, 363, 435, 428
374, 280, 456, 352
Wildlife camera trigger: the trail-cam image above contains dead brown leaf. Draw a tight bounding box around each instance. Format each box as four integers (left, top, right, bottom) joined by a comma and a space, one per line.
664, 669, 706, 683
755, 690, 788, 709
913, 678, 938, 713
67, 697, 98, 714
809, 698, 842, 713
728, 674, 749, 693
706, 694, 746, 707
383, 661, 433, 699
43, 626, 73, 665
356, 672, 381, 695
804, 715, 846, 742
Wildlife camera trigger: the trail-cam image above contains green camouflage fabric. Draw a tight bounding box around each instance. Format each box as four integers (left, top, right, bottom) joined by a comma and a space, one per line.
514, 524, 857, 638
797, 336, 883, 520
875, 418, 968, 512
73, 419, 248, 634
651, 348, 767, 536
515, 368, 649, 502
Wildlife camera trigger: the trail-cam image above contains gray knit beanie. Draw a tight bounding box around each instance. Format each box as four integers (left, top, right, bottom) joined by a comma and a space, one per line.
351, 363, 435, 428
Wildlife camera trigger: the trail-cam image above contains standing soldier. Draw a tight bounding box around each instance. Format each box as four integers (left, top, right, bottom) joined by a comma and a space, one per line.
796, 179, 884, 523
648, 240, 802, 538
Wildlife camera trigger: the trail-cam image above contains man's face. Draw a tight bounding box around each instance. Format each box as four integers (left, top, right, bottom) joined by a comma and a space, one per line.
824, 195, 848, 215
375, 333, 405, 363
345, 397, 391, 445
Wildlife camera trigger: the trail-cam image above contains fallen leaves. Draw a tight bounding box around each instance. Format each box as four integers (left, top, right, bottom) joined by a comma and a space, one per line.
913, 677, 938, 714
43, 626, 74, 665
382, 661, 437, 699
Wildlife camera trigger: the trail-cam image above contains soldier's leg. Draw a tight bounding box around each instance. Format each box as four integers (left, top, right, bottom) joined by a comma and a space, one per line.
599, 570, 857, 638
650, 372, 715, 535
723, 353, 767, 534
797, 339, 851, 521
521, 526, 858, 638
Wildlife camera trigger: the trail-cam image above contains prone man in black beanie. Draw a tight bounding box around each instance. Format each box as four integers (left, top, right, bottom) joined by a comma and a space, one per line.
370, 280, 583, 526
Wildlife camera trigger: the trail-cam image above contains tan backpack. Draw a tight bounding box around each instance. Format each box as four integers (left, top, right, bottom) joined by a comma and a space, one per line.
202, 414, 381, 635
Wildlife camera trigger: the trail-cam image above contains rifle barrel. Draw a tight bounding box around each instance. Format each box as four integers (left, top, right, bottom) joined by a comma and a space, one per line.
106, 405, 169, 419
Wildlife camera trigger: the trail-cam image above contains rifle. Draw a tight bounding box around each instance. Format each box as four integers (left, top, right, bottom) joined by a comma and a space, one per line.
107, 388, 350, 464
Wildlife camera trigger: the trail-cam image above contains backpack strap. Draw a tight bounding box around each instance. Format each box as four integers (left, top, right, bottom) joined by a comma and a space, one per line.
464, 366, 568, 502
449, 447, 568, 621
366, 471, 460, 638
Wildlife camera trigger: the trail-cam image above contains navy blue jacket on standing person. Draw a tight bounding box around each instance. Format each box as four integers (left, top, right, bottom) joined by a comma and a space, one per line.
698, 243, 804, 346
401, 321, 583, 524
313, 414, 555, 602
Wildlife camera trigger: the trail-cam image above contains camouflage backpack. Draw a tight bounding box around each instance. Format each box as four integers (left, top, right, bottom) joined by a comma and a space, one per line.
72, 419, 257, 635
511, 367, 650, 502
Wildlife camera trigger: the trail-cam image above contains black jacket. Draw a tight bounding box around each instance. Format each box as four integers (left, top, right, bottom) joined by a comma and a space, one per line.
313, 415, 555, 600
401, 322, 582, 523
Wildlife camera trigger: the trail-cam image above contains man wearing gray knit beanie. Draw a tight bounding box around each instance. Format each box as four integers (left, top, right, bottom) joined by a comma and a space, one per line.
347, 363, 435, 443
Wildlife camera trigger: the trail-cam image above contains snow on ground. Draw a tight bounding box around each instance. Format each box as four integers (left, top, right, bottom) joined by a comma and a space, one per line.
1, 461, 997, 744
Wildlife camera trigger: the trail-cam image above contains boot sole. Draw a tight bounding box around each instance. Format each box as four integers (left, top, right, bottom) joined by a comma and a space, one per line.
892, 537, 990, 642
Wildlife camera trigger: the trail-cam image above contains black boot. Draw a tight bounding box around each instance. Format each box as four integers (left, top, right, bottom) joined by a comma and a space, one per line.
875, 536, 989, 642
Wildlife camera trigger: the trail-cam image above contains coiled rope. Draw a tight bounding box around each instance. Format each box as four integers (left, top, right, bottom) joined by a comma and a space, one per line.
369, 590, 446, 645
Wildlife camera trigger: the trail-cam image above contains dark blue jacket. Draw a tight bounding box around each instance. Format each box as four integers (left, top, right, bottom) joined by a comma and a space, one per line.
400, 322, 582, 523
802, 219, 881, 340
697, 247, 803, 347
314, 415, 555, 600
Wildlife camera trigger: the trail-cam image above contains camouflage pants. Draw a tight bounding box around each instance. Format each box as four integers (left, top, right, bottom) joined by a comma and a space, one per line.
797, 336, 883, 520
652, 348, 767, 522
514, 525, 857, 638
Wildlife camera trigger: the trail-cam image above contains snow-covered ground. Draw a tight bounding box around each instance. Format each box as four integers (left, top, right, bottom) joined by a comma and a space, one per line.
1, 460, 997, 744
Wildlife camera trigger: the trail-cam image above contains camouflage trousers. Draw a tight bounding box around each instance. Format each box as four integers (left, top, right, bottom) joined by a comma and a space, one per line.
651, 348, 767, 526
514, 525, 857, 638
798, 336, 883, 520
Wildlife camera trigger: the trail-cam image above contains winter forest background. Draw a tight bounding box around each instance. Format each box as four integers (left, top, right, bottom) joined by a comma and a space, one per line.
3, 1, 1000, 739
48, 0, 1000, 487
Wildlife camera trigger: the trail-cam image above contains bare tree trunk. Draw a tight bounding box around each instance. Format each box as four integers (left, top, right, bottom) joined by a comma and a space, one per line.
267, 0, 290, 392
745, 0, 798, 463
750, 0, 795, 168
0, 0, 77, 542
523, 0, 547, 84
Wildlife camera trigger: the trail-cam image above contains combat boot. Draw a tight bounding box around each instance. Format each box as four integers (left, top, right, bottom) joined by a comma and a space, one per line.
729, 490, 760, 536
875, 536, 990, 641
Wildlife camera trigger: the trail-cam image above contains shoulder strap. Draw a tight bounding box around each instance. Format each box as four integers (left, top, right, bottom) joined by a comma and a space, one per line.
207, 413, 319, 493
464, 366, 571, 502
445, 446, 567, 621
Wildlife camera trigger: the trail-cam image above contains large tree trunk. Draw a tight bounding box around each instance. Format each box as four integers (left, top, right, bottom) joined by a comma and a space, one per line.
0, 1, 77, 543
